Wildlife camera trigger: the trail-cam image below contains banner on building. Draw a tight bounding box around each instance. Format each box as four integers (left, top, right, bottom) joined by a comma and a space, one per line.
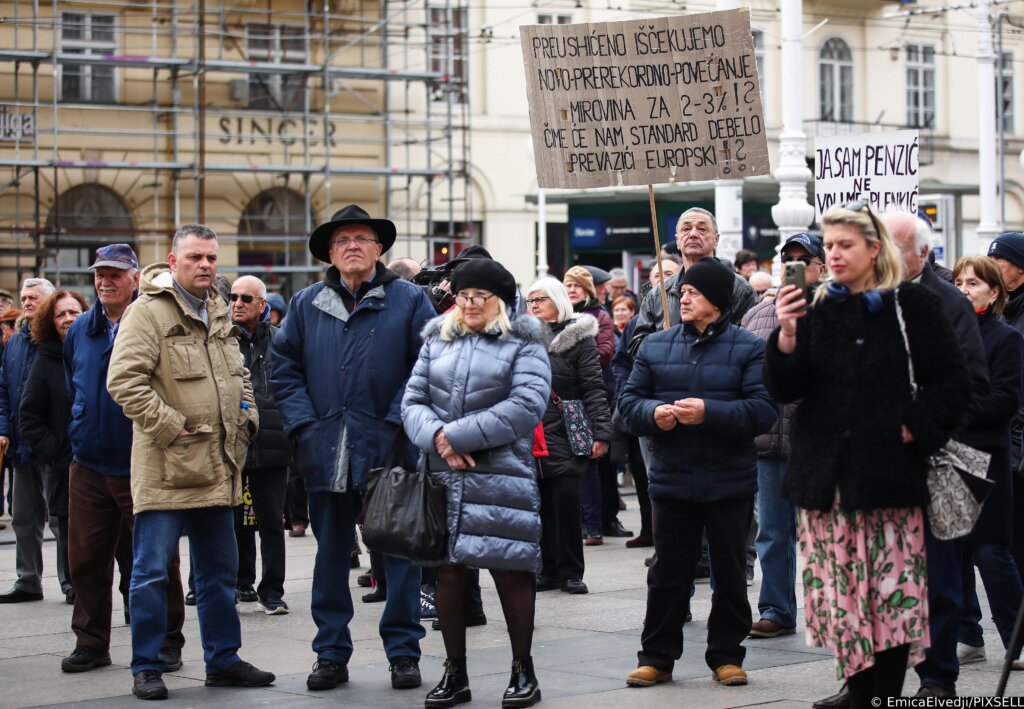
520, 9, 770, 189
814, 130, 919, 219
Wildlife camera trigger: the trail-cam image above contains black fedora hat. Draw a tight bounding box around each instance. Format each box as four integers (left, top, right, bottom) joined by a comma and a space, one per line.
309, 204, 397, 263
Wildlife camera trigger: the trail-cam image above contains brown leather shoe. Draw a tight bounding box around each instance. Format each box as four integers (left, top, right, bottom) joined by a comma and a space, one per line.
812, 682, 849, 709
749, 619, 797, 638
626, 666, 672, 687
712, 664, 747, 686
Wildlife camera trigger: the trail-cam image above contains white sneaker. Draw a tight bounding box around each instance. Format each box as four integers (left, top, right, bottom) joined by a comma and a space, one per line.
957, 642, 986, 664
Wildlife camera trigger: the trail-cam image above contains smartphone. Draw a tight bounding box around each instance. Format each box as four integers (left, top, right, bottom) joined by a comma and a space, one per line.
783, 261, 806, 312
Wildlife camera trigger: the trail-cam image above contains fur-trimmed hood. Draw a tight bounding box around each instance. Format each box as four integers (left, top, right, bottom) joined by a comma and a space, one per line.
421, 312, 550, 346
548, 314, 598, 355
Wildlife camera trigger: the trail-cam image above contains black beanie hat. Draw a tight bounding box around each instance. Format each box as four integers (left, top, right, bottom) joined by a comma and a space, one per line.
450, 258, 517, 307
989, 232, 1024, 270
681, 257, 734, 313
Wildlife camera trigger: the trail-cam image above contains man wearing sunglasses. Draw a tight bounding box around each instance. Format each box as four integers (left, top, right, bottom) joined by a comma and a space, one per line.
229, 276, 291, 617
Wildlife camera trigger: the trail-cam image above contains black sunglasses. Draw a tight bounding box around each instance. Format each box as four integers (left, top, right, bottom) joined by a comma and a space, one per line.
229, 293, 256, 303
842, 199, 885, 240
780, 254, 820, 266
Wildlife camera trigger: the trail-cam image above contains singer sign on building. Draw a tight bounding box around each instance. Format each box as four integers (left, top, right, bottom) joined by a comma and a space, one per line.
520, 8, 771, 189
0, 106, 35, 143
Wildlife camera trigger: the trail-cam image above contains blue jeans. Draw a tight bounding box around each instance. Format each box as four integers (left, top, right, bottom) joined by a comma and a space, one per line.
915, 519, 963, 690
958, 543, 1024, 650
308, 491, 424, 663
754, 458, 797, 627
131, 507, 240, 674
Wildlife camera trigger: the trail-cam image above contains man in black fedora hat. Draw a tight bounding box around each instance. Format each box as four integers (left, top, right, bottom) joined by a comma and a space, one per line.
271, 204, 437, 693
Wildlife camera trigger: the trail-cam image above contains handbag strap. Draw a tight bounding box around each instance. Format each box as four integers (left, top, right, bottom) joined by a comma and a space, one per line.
550, 389, 564, 413
892, 287, 919, 396
382, 427, 410, 470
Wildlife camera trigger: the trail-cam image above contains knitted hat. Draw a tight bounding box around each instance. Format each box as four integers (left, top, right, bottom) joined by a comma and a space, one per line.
989, 232, 1024, 270
681, 257, 734, 313
563, 266, 597, 300
449, 258, 517, 306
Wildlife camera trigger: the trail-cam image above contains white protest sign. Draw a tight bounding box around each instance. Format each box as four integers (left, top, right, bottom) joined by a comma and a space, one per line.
814, 130, 920, 219
520, 9, 770, 190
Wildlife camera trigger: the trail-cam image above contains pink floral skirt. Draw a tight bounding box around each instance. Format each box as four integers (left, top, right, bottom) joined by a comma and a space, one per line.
798, 502, 930, 680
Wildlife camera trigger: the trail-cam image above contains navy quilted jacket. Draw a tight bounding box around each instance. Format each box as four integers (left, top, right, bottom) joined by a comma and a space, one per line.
618, 314, 775, 503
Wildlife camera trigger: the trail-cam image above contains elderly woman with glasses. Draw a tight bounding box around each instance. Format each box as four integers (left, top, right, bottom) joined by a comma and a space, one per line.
765, 203, 971, 707
403, 258, 550, 709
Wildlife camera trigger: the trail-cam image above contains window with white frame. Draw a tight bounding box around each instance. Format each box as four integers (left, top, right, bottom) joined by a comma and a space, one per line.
247, 24, 307, 111
428, 6, 468, 103
818, 38, 853, 123
537, 12, 573, 25
61, 13, 117, 103
906, 43, 936, 129
998, 51, 1014, 133
752, 29, 766, 104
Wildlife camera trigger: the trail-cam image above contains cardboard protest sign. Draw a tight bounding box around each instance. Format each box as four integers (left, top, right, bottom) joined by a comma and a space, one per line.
520, 9, 770, 190
814, 130, 919, 218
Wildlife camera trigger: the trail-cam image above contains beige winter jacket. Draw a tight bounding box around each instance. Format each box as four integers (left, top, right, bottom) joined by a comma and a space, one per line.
107, 263, 258, 513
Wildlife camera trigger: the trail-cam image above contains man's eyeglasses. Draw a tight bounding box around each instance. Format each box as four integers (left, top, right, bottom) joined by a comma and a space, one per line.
842, 199, 885, 240
229, 293, 257, 304
780, 254, 821, 266
455, 292, 498, 308
330, 236, 378, 248
525, 296, 551, 306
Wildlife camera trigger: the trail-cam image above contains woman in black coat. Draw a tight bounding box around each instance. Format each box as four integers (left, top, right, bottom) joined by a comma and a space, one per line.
951, 256, 1024, 665
526, 277, 613, 595
19, 290, 86, 605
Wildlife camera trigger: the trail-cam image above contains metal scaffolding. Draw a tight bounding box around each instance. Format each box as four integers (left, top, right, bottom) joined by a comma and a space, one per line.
0, 0, 471, 294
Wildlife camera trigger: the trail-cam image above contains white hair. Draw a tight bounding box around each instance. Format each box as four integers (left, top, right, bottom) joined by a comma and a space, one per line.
525, 276, 575, 323
21, 277, 55, 295
608, 268, 627, 280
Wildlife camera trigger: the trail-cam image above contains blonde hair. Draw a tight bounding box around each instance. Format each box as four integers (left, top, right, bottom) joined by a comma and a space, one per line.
439, 302, 513, 341
814, 204, 903, 303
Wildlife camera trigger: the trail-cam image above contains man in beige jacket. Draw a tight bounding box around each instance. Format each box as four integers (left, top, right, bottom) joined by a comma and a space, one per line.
108, 223, 271, 701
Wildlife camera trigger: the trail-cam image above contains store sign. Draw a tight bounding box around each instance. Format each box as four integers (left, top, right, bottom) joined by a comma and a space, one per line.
0, 106, 35, 142
216, 116, 339, 147
520, 9, 770, 189
571, 215, 653, 249
814, 130, 919, 219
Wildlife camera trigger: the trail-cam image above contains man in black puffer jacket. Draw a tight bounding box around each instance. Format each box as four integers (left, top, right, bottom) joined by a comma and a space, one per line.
619, 257, 775, 690
231, 276, 293, 615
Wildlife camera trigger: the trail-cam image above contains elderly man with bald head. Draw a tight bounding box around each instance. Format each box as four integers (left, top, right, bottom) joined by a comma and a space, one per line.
230, 275, 292, 616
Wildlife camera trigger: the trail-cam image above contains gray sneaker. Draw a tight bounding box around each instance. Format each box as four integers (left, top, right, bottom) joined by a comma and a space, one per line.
956, 642, 986, 664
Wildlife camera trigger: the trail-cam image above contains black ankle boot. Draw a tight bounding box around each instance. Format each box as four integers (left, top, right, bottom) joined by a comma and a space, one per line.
501, 656, 541, 708
425, 657, 471, 708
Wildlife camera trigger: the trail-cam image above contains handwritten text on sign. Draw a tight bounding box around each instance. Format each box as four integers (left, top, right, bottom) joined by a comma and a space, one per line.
814, 130, 919, 218
520, 10, 770, 190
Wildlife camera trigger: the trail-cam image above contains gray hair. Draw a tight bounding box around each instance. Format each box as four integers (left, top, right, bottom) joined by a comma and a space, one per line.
525, 276, 575, 323
609, 268, 627, 280
647, 255, 682, 269
21, 277, 55, 295
172, 223, 218, 253
676, 207, 719, 234
914, 215, 933, 253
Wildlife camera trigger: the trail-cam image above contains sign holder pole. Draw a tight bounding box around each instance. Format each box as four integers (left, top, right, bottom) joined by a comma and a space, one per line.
647, 185, 671, 331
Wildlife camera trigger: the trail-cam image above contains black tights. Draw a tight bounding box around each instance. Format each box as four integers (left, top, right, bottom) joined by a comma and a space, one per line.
846, 644, 911, 709
436, 564, 535, 660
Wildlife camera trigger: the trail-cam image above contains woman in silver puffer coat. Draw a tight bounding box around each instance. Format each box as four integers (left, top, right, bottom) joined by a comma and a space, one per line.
403, 258, 551, 709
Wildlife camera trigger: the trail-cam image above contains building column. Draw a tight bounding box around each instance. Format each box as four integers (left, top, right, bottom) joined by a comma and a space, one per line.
715, 0, 744, 261
977, 0, 1001, 246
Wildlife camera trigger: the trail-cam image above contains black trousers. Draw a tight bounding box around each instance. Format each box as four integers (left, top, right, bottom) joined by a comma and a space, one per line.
284, 466, 309, 527
539, 474, 585, 582
235, 467, 288, 600
638, 496, 753, 672
627, 437, 652, 538
598, 455, 621, 528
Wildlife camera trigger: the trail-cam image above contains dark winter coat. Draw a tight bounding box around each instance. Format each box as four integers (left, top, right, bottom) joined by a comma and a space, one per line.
618, 314, 775, 503
402, 315, 551, 572
961, 312, 1024, 544
574, 298, 615, 368
237, 321, 290, 471
63, 301, 135, 477
628, 268, 757, 358
1002, 288, 1024, 471
764, 284, 972, 512
741, 298, 794, 460
0, 321, 38, 465
20, 339, 71, 516
538, 314, 614, 478
272, 264, 437, 494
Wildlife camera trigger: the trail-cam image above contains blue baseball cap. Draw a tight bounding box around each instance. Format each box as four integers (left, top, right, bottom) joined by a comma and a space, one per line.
989, 232, 1024, 270
89, 243, 139, 270
782, 233, 825, 262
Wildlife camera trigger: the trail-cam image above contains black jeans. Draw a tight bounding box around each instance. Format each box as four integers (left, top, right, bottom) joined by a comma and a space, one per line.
539, 474, 585, 582
235, 467, 288, 600
627, 437, 652, 538
638, 496, 753, 672
598, 455, 621, 529
284, 466, 309, 527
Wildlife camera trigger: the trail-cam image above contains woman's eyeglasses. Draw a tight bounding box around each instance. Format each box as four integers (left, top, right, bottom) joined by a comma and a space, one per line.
525, 296, 551, 306
455, 293, 498, 308
229, 293, 256, 304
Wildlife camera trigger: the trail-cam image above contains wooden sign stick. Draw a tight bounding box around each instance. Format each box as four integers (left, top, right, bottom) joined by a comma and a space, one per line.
647, 185, 671, 331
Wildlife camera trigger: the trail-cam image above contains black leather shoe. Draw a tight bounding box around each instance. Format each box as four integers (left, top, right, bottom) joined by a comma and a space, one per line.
0, 588, 43, 603
602, 520, 633, 538
812, 682, 849, 709
536, 575, 558, 592
425, 657, 472, 708
184, 590, 196, 606
205, 659, 275, 687
391, 656, 422, 689
915, 682, 956, 699
235, 586, 258, 603
307, 658, 348, 690
61, 646, 112, 673
65, 589, 76, 605
561, 579, 589, 594
362, 586, 387, 603
502, 656, 541, 708
132, 670, 168, 700
158, 647, 182, 673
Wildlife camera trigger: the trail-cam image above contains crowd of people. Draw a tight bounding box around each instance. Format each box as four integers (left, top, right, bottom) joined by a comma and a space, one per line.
0, 197, 1019, 709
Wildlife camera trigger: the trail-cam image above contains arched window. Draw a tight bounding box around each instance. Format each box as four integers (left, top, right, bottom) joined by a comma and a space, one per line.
238, 187, 316, 296
819, 38, 854, 123
44, 183, 135, 287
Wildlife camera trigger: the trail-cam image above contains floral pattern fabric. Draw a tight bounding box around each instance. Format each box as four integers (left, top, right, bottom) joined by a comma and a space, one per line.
798, 502, 930, 680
